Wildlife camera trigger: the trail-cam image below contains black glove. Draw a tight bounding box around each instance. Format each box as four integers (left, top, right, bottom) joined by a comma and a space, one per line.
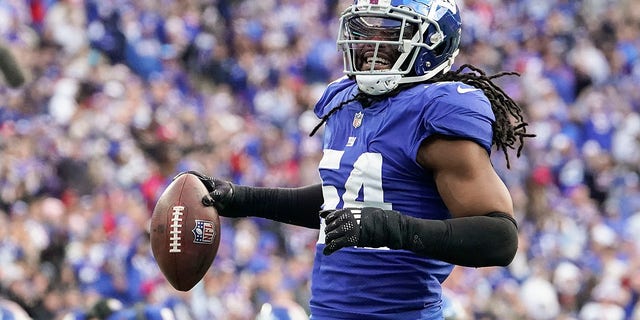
173, 171, 235, 212
321, 207, 404, 255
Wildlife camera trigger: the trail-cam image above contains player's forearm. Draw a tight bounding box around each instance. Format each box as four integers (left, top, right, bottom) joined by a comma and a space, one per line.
375, 212, 518, 267
225, 183, 323, 229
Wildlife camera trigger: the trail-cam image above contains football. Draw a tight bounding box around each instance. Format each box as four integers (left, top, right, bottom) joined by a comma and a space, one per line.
150, 173, 221, 291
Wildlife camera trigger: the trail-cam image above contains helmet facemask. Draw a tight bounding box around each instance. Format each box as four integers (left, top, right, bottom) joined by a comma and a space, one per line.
337, 2, 460, 95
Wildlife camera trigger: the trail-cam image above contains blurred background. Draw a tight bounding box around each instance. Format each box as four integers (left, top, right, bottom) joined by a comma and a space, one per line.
0, 0, 639, 319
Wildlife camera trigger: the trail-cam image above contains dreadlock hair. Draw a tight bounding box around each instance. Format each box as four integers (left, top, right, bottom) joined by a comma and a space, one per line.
310, 92, 362, 137
430, 64, 536, 167
308, 87, 399, 136
309, 64, 535, 168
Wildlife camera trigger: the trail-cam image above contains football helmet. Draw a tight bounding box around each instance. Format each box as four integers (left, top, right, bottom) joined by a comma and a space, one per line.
337, 0, 462, 95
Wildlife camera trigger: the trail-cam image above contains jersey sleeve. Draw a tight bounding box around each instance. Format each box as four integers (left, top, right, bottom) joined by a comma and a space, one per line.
419, 83, 495, 153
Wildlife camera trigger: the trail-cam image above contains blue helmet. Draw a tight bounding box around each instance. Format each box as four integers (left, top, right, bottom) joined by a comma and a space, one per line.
337, 0, 462, 95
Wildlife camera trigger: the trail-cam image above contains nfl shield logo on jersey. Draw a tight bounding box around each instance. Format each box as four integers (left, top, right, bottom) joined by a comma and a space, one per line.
353, 112, 364, 128
192, 220, 215, 244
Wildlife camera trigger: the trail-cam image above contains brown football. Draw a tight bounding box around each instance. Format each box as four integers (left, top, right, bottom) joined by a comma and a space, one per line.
150, 173, 221, 291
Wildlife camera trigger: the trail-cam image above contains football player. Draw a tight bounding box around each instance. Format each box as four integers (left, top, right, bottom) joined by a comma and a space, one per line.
182, 0, 533, 318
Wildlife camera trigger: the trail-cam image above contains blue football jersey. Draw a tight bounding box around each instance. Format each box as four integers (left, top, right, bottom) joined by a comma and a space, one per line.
310, 77, 495, 319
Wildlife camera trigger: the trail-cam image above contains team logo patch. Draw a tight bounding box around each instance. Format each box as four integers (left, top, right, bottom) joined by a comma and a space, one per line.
192, 220, 216, 244
353, 112, 364, 128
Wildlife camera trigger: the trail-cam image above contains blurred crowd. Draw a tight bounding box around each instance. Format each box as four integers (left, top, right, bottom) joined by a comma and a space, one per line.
0, 0, 639, 319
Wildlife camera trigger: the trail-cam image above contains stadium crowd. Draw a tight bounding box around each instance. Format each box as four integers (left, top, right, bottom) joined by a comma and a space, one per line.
0, 0, 639, 319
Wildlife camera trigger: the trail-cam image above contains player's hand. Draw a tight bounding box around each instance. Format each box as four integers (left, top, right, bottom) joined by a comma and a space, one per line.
321, 207, 399, 255
173, 171, 234, 212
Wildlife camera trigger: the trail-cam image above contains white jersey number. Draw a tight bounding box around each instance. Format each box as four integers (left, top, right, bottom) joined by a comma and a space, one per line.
319, 149, 392, 211
317, 149, 392, 244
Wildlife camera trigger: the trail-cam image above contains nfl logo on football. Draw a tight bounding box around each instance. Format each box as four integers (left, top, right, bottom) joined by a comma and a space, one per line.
192, 220, 216, 244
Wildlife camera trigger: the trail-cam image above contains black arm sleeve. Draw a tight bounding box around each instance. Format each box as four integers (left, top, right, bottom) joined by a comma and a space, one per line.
369, 212, 518, 267
225, 184, 324, 229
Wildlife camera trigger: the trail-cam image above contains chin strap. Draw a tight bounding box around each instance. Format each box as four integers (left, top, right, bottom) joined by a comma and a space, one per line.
356, 74, 402, 95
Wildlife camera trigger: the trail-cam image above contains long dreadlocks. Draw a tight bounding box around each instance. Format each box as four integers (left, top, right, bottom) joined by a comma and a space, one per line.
309, 64, 535, 168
